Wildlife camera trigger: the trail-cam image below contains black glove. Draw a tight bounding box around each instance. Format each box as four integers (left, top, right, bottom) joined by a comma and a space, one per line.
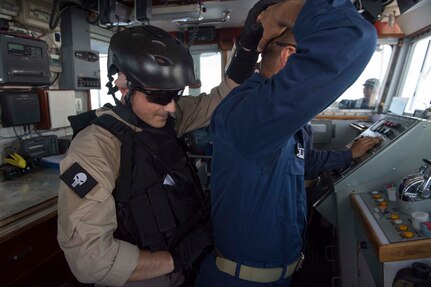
225, 0, 283, 84
170, 224, 214, 272
241, 0, 283, 51
225, 43, 259, 84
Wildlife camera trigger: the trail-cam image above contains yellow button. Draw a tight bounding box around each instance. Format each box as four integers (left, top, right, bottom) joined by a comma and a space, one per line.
379, 201, 388, 206
372, 194, 382, 199
399, 225, 408, 231
403, 231, 414, 238
390, 214, 399, 220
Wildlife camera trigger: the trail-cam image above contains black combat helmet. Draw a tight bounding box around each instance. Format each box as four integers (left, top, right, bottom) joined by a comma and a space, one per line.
107, 25, 195, 90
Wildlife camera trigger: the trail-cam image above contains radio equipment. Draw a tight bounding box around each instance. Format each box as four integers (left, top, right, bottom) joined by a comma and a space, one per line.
0, 90, 41, 127
13, 135, 59, 159
0, 34, 50, 85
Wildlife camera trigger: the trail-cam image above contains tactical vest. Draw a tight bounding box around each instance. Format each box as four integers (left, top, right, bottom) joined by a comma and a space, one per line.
69, 106, 209, 252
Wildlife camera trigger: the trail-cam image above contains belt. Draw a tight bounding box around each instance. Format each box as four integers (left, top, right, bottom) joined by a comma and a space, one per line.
304, 176, 320, 189
215, 250, 304, 283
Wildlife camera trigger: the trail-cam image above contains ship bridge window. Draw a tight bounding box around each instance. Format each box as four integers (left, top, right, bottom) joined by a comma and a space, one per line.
396, 33, 431, 114
89, 38, 113, 110
325, 41, 394, 111
90, 53, 113, 109
185, 44, 222, 97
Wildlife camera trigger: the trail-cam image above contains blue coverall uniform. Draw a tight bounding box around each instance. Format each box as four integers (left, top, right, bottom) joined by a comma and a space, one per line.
195, 0, 377, 285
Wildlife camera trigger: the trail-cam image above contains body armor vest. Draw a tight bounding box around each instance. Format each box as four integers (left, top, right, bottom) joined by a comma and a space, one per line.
73, 106, 209, 252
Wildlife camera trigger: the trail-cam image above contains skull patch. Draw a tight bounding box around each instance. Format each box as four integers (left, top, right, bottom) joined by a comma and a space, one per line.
60, 162, 98, 198
72, 173, 88, 187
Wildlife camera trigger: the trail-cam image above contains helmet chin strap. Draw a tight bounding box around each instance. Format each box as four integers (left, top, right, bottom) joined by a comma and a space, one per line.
124, 81, 135, 109
124, 81, 135, 105
106, 73, 122, 106
124, 89, 134, 107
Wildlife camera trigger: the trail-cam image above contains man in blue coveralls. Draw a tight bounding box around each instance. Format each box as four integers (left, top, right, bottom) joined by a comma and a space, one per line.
195, 0, 377, 286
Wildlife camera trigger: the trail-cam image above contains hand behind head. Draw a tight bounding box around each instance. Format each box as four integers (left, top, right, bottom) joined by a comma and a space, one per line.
257, 0, 305, 52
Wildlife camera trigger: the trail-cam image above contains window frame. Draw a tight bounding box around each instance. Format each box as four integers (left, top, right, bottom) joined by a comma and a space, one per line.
323, 38, 398, 113
187, 44, 222, 97
392, 30, 431, 114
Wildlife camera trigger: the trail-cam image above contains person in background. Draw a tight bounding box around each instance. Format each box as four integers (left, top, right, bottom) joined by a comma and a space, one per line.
195, 0, 377, 285
57, 14, 264, 287
359, 78, 380, 108
339, 78, 380, 109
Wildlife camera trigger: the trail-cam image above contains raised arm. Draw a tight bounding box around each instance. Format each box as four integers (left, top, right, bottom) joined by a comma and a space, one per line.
223, 0, 377, 161
175, 0, 280, 136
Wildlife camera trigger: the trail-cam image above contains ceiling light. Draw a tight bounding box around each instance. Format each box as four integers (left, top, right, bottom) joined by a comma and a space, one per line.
174, 10, 230, 27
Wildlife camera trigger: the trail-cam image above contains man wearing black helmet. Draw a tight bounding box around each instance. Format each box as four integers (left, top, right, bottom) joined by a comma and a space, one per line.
57, 3, 267, 286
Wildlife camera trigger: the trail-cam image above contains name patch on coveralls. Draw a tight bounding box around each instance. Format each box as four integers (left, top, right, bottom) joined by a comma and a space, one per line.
295, 143, 305, 159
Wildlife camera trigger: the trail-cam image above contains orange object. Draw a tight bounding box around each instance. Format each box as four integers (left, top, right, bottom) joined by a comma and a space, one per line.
374, 20, 404, 38
399, 225, 408, 231
402, 231, 414, 238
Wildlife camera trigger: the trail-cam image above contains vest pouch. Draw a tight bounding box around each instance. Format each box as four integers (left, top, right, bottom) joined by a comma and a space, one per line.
162, 162, 208, 247
164, 185, 203, 243
131, 183, 175, 251
114, 200, 142, 247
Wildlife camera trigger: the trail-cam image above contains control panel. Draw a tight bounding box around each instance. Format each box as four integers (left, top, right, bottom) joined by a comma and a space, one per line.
360, 190, 430, 243
315, 114, 431, 287
75, 51, 101, 87
77, 76, 100, 88
59, 47, 101, 90
334, 114, 420, 179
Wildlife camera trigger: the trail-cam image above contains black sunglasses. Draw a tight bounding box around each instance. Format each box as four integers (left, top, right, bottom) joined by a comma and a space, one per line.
135, 87, 184, 105
275, 41, 297, 48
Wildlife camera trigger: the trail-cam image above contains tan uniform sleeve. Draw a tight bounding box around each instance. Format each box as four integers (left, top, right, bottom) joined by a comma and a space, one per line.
175, 77, 232, 137
57, 125, 139, 286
